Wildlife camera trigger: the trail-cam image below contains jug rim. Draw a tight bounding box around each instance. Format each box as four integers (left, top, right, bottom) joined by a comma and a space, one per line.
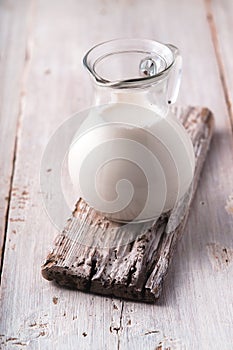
83, 38, 178, 89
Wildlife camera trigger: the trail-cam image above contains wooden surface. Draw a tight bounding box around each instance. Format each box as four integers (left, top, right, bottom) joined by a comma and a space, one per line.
0, 0, 233, 349
41, 107, 214, 303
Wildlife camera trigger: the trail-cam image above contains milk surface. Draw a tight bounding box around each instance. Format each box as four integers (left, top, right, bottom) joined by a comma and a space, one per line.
68, 102, 195, 222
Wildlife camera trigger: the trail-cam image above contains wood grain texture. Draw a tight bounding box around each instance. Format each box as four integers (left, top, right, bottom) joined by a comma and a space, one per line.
208, 0, 233, 130
0, 0, 33, 270
42, 107, 214, 303
0, 0, 233, 349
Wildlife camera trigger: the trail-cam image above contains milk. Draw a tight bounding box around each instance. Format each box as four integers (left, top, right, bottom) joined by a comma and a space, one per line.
68, 97, 195, 222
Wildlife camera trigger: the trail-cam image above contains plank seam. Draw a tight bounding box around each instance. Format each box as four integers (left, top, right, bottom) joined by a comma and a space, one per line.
0, 135, 18, 284
0, 1, 35, 284
117, 301, 124, 350
204, 0, 233, 133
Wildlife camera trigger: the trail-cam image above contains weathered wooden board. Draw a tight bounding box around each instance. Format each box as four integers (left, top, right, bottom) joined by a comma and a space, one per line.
42, 106, 214, 302
209, 0, 233, 130
0, 0, 32, 269
1, 0, 233, 349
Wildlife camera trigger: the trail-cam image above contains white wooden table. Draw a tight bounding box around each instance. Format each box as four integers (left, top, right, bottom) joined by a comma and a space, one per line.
0, 0, 233, 349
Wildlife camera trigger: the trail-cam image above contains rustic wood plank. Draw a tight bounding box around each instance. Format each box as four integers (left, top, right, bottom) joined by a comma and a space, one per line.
0, 0, 32, 271
206, 0, 233, 130
42, 106, 214, 302
1, 0, 233, 349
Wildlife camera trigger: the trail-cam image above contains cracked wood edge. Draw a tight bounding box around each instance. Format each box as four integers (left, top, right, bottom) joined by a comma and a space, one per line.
41, 106, 214, 302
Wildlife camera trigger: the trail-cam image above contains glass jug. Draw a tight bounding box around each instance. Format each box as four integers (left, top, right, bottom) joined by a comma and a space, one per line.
68, 39, 195, 223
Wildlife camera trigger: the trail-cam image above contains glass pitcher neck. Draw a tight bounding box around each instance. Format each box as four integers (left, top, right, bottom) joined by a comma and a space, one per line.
92, 78, 170, 117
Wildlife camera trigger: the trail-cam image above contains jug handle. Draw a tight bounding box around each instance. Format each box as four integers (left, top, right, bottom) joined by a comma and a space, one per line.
166, 44, 182, 105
